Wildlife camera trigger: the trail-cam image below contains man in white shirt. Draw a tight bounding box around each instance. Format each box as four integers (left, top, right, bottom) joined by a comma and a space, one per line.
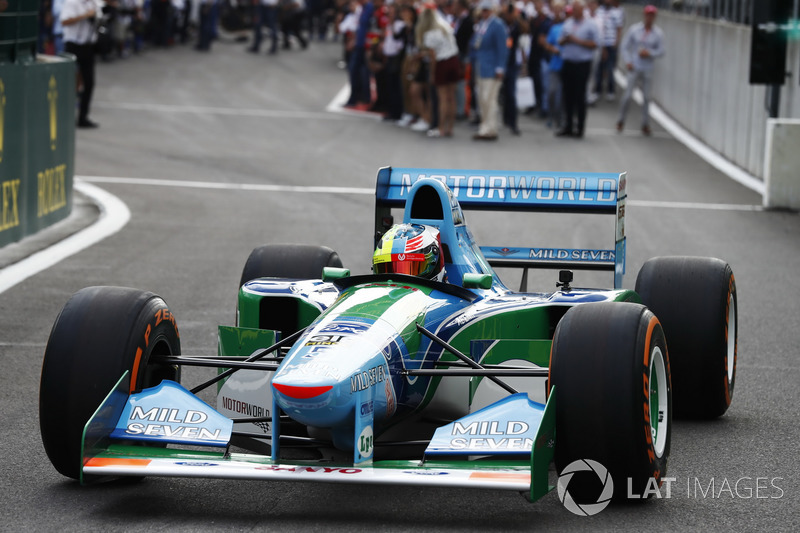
594, 0, 623, 101
616, 4, 664, 136
584, 0, 602, 104
557, 0, 599, 138
61, 0, 103, 128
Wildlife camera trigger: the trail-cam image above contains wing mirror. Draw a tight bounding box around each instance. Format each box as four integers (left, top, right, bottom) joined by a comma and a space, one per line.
322, 267, 351, 282
462, 273, 493, 290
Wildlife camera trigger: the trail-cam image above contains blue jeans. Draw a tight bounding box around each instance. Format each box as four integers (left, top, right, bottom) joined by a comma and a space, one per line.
595, 46, 618, 95
547, 69, 562, 129
252, 5, 278, 53
502, 62, 519, 130
346, 46, 370, 105
197, 3, 216, 50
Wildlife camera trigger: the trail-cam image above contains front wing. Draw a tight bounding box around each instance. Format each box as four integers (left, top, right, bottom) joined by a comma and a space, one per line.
80, 372, 557, 502
84, 452, 533, 492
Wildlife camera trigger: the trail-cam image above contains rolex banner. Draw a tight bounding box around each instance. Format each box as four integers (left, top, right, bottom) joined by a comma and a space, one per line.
0, 56, 75, 249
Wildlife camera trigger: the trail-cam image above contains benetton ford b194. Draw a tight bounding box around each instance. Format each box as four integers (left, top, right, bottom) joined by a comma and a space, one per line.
39, 167, 738, 507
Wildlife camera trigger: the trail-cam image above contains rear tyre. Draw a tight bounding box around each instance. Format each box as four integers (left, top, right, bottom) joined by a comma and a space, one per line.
635, 256, 737, 418
239, 244, 343, 287
550, 302, 671, 502
39, 287, 181, 479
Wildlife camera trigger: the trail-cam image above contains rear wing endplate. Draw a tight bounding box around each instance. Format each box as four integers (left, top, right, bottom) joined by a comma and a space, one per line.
375, 167, 627, 288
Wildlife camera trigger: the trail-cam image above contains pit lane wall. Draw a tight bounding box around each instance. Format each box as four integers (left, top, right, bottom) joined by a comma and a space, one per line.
620, 6, 800, 205
0, 0, 76, 248
765, 119, 800, 211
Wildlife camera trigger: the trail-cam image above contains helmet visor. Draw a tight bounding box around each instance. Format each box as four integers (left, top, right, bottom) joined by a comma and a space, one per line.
373, 254, 428, 276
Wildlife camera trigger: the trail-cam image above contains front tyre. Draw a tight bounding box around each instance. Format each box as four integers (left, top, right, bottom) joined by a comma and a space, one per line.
39, 287, 181, 479
550, 302, 671, 501
635, 256, 737, 418
239, 244, 343, 287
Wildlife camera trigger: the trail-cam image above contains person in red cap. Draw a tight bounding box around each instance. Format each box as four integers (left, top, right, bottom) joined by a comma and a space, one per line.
616, 4, 664, 136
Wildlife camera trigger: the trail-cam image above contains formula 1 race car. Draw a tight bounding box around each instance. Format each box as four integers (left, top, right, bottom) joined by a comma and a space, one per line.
39, 168, 738, 508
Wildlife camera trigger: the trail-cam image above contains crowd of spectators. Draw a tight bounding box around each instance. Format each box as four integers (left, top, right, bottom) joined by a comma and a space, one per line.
337, 0, 663, 140
37, 0, 342, 127
37, 1, 342, 58
36, 0, 663, 137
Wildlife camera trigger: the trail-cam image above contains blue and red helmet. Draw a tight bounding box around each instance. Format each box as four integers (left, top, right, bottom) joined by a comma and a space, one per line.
373, 223, 445, 281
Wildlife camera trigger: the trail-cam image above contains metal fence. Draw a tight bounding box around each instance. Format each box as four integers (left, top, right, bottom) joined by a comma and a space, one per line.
623, 1, 755, 26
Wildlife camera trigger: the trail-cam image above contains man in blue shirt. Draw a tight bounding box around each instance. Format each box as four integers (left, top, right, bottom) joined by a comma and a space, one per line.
544, 1, 567, 131
557, 0, 599, 138
346, 0, 381, 108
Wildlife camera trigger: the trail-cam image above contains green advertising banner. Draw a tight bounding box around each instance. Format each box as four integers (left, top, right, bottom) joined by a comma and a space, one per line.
0, 66, 25, 245
26, 57, 76, 234
0, 55, 75, 249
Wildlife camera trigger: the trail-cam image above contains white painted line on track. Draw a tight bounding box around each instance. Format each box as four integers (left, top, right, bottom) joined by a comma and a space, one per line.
325, 83, 385, 120
325, 84, 351, 113
79, 175, 374, 195
79, 175, 762, 211
628, 199, 763, 211
93, 101, 354, 121
0, 173, 761, 296
614, 70, 766, 197
0, 181, 131, 295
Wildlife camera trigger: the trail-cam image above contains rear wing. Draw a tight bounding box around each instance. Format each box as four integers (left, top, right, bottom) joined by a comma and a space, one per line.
375, 167, 627, 288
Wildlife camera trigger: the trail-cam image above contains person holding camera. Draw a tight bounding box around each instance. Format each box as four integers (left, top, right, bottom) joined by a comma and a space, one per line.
61, 0, 104, 128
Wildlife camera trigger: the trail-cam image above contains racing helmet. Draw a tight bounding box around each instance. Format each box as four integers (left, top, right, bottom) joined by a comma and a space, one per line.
373, 223, 445, 281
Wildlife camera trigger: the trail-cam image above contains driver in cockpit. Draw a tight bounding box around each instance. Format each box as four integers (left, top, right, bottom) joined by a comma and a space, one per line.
372, 223, 447, 283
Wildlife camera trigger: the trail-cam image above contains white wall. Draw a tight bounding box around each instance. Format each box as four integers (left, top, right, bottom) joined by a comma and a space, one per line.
764, 119, 800, 210
621, 6, 800, 180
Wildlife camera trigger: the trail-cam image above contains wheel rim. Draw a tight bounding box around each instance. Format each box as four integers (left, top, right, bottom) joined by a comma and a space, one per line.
139, 337, 179, 390
649, 346, 668, 458
726, 294, 736, 384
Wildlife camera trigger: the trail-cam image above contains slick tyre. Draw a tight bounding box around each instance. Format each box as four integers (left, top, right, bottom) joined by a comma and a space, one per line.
239, 244, 343, 287
550, 302, 671, 502
635, 257, 737, 419
39, 287, 181, 480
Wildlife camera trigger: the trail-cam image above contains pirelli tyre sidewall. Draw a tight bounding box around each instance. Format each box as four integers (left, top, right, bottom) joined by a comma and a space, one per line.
239, 244, 343, 287
39, 287, 181, 480
550, 302, 672, 501
635, 256, 737, 418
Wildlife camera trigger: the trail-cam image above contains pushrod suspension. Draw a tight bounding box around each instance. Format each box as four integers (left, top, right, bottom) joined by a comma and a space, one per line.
415, 324, 519, 395
189, 328, 305, 394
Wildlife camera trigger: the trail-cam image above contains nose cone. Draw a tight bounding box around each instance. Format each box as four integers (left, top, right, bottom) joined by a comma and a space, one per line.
272, 369, 354, 427
272, 383, 333, 400
272, 312, 405, 432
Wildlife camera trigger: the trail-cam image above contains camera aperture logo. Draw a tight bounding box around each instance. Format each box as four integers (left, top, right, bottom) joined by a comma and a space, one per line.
557, 459, 614, 516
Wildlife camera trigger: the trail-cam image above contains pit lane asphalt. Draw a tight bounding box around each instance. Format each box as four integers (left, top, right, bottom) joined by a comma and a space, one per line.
1, 36, 798, 532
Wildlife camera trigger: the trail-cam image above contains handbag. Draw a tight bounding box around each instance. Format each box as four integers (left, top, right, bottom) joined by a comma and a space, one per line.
515, 76, 536, 110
